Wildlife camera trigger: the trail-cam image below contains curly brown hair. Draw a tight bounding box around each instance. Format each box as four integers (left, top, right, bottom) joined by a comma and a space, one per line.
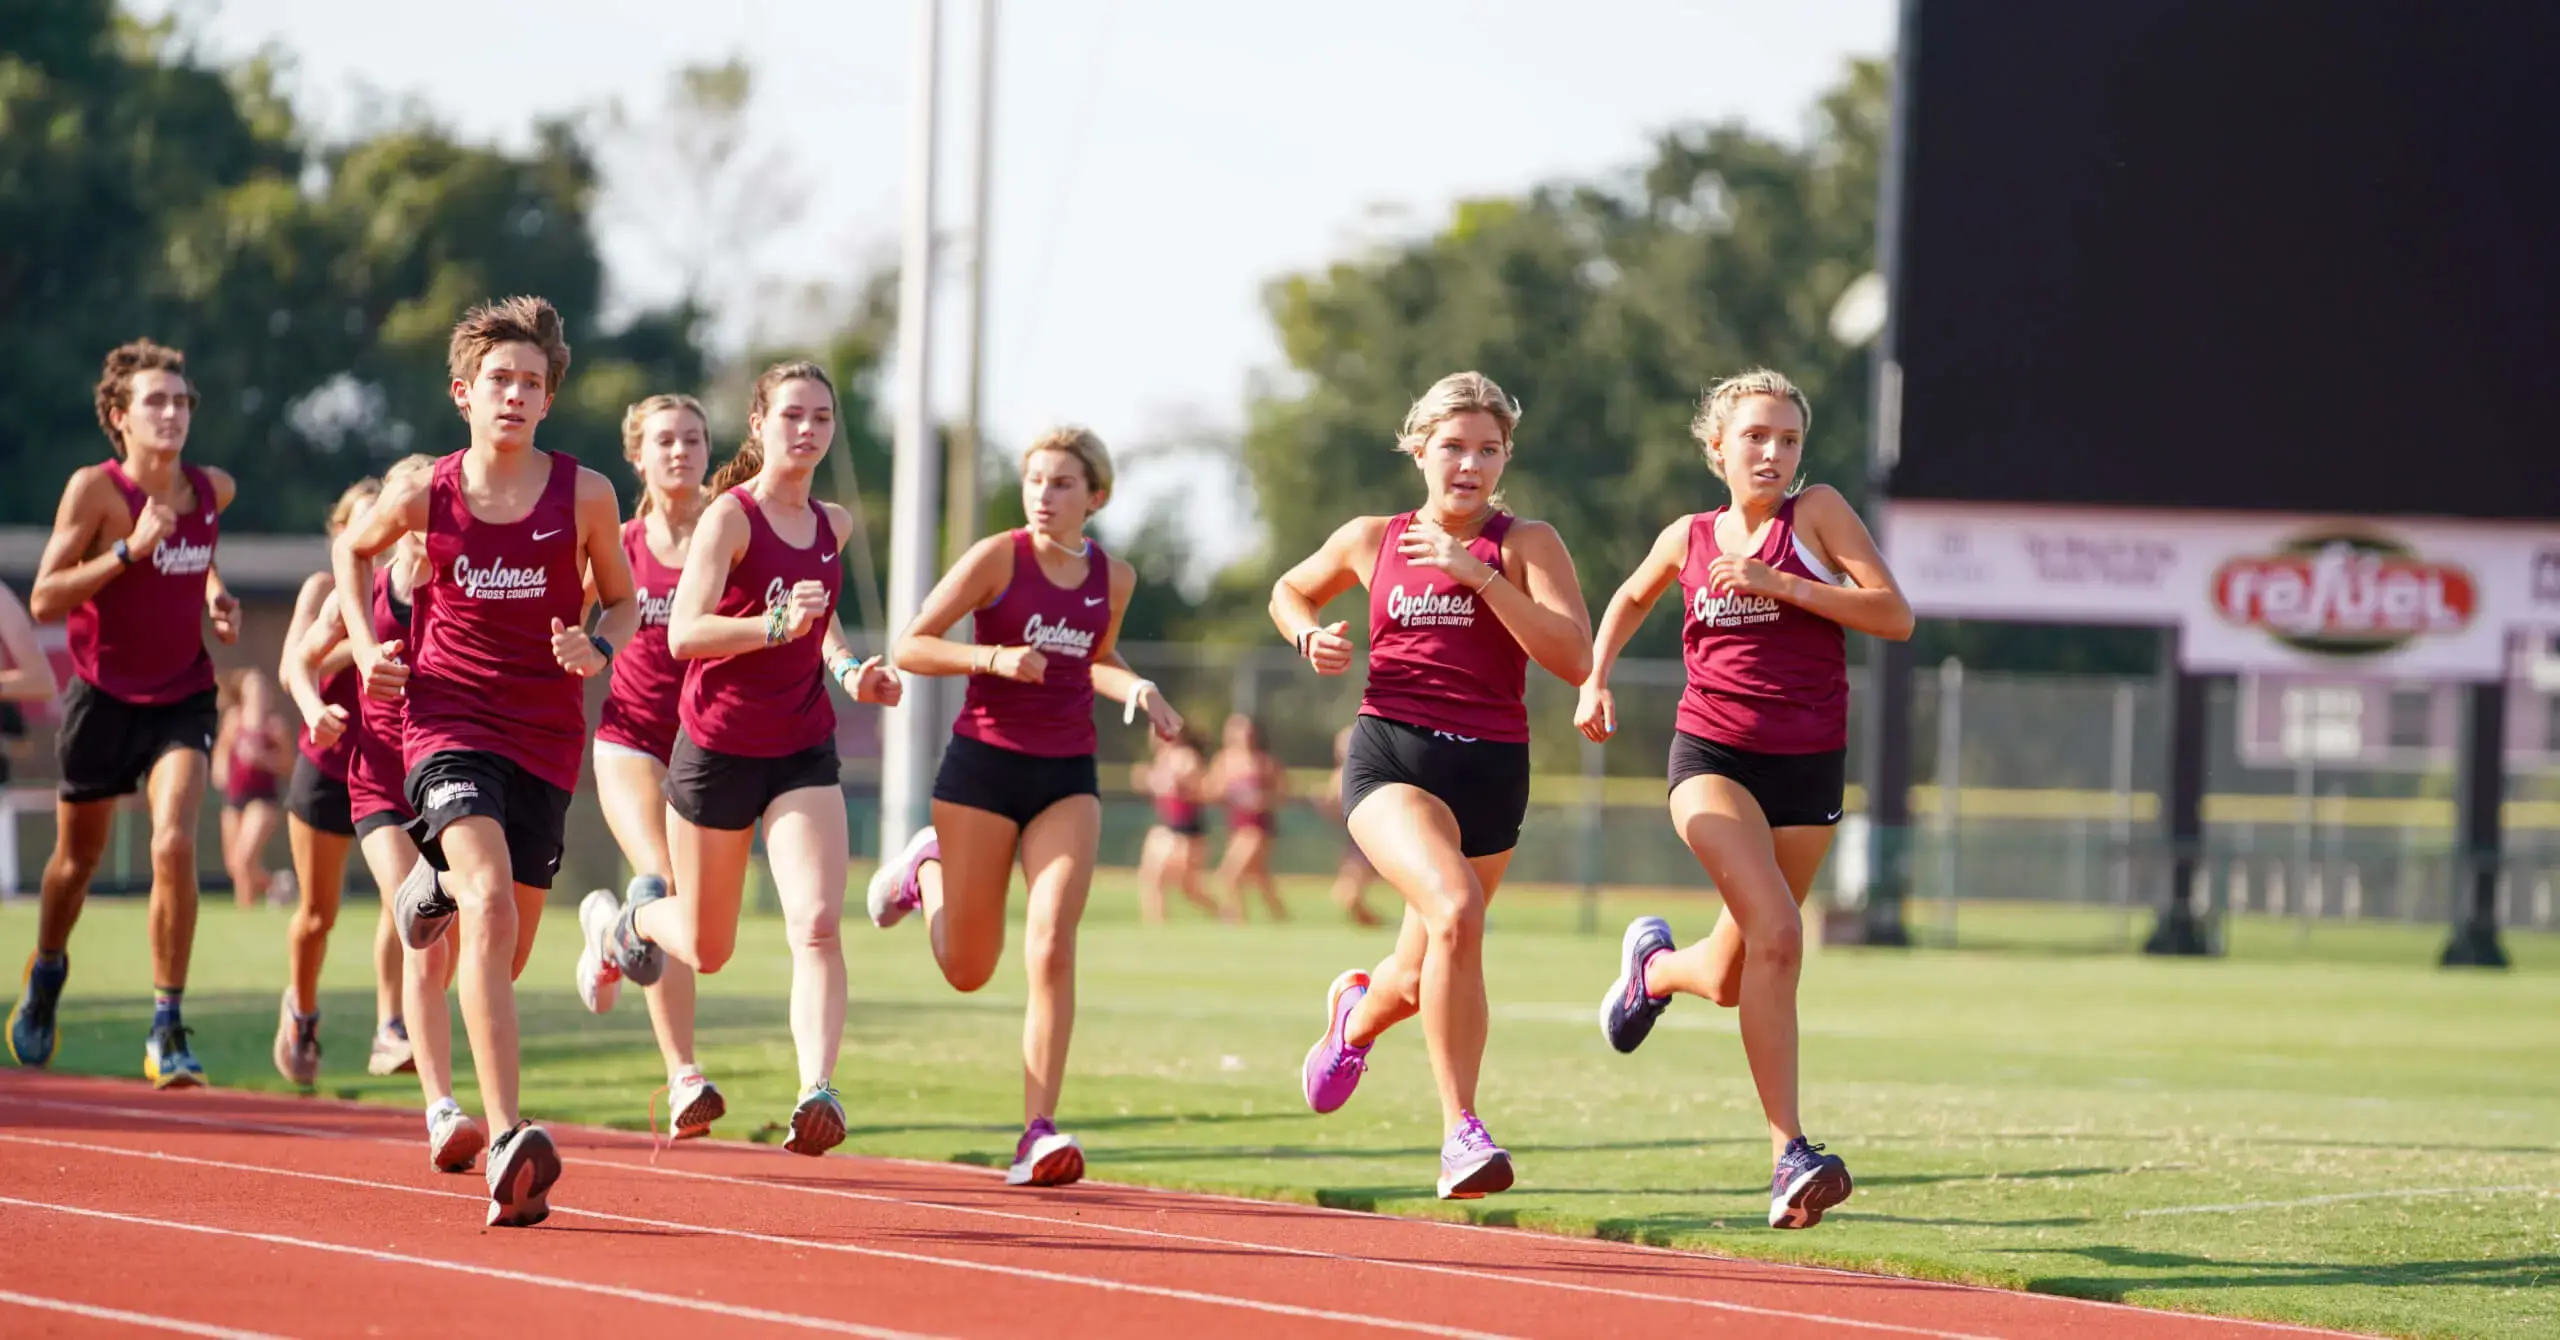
94, 339, 194, 457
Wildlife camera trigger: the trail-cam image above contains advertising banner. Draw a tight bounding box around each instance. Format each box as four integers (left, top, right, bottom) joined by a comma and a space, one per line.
1884, 502, 2560, 680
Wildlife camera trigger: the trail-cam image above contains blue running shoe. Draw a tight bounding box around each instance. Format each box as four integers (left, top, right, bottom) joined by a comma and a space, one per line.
1769, 1137, 1853, 1229
144, 1022, 206, 1089
8, 953, 68, 1067
1599, 917, 1676, 1054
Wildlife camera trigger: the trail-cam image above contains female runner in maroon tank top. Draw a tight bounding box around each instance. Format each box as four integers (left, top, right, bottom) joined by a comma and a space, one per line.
16, 338, 239, 1091
1577, 369, 1912, 1230
589, 363, 899, 1157
1206, 713, 1289, 923
270, 476, 410, 1088
1276, 372, 1595, 1202
568, 391, 727, 1142
215, 668, 290, 908
294, 454, 486, 1172
332, 298, 639, 1228
1131, 729, 1218, 924
870, 426, 1183, 1188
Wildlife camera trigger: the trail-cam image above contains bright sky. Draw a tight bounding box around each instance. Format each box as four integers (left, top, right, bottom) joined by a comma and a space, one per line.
139, 0, 1894, 577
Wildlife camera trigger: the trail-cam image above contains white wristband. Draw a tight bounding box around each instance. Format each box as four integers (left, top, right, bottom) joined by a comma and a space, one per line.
1124, 679, 1157, 725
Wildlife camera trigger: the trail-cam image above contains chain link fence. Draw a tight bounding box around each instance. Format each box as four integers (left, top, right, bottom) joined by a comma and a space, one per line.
8, 643, 2556, 942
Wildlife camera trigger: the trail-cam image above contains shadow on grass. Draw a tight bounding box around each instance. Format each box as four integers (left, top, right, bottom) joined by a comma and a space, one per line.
2010, 1244, 2560, 1300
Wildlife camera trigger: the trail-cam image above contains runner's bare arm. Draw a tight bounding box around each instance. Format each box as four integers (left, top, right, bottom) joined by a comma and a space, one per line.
890, 534, 1019, 678
1775, 486, 1913, 641
281, 592, 348, 728
1088, 559, 1180, 738
332, 468, 430, 671
203, 466, 238, 513
1270, 516, 1385, 675
29, 468, 123, 622
663, 495, 763, 660
578, 468, 640, 656
1480, 519, 1595, 685
1587, 518, 1690, 687
0, 582, 56, 702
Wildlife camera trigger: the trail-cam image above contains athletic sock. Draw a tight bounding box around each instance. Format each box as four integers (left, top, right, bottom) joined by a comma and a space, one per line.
151, 987, 183, 1031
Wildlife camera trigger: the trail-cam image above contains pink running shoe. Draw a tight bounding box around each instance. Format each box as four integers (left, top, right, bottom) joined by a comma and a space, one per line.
1301, 969, 1372, 1114
1007, 1116, 1084, 1187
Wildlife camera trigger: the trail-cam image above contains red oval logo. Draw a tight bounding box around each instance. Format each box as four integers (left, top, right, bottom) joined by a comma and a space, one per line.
2211, 537, 2474, 655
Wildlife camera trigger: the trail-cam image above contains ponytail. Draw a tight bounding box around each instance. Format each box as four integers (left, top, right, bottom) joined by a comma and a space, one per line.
708, 439, 764, 494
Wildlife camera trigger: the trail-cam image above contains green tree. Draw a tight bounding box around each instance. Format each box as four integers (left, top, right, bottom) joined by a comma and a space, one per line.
0, 4, 707, 532
1223, 57, 2148, 677
1231, 61, 1888, 658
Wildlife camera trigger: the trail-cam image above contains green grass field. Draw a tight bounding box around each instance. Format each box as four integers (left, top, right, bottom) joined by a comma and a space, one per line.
8, 878, 2557, 1340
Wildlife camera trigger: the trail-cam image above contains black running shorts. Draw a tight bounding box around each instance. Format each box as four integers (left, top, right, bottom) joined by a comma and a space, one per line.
285, 753, 355, 838
663, 730, 841, 832
931, 734, 1099, 829
1340, 713, 1530, 860
1667, 731, 1846, 829
403, 749, 572, 889
56, 680, 218, 804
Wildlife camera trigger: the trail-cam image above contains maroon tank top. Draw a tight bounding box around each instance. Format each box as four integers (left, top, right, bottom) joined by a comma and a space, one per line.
596, 515, 686, 762
403, 450, 588, 792
1358, 512, 1528, 744
347, 568, 413, 823
1676, 497, 1849, 753
679, 490, 842, 759
297, 667, 363, 781
226, 718, 283, 801
68, 459, 218, 704
953, 530, 1110, 759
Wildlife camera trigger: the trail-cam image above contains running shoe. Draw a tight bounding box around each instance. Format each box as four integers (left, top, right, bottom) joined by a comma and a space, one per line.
1599, 916, 1677, 1054
574, 888, 625, 1013
1436, 1112, 1514, 1200
271, 991, 321, 1088
7, 952, 68, 1068
1300, 969, 1372, 1114
1006, 1116, 1084, 1188
485, 1121, 561, 1228
866, 825, 938, 929
784, 1084, 846, 1157
1769, 1137, 1853, 1229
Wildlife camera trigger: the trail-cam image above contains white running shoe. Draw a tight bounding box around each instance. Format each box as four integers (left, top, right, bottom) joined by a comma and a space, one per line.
866, 825, 937, 929
574, 889, 624, 1014
668, 1072, 725, 1141
427, 1101, 486, 1174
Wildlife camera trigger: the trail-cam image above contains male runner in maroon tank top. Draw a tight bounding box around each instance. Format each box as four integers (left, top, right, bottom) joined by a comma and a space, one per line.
11, 339, 241, 1089
1578, 368, 1912, 1230
332, 297, 637, 1228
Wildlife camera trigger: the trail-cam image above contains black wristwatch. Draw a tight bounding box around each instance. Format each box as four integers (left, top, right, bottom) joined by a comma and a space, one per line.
589, 634, 615, 664
112, 539, 135, 567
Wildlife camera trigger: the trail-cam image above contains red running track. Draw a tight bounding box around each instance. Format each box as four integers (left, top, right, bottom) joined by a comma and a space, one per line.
0, 1072, 2368, 1339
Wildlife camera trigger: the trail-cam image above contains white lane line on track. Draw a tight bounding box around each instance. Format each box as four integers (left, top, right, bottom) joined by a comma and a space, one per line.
0, 1190, 938, 1339
0, 1287, 293, 1340
1, 1096, 2012, 1339
0, 1134, 1519, 1340
6, 1087, 2368, 1338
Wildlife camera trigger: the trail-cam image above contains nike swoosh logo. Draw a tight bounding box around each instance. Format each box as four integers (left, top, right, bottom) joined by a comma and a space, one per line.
1084, 597, 1106, 607
1825, 810, 1844, 822
531, 529, 564, 541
